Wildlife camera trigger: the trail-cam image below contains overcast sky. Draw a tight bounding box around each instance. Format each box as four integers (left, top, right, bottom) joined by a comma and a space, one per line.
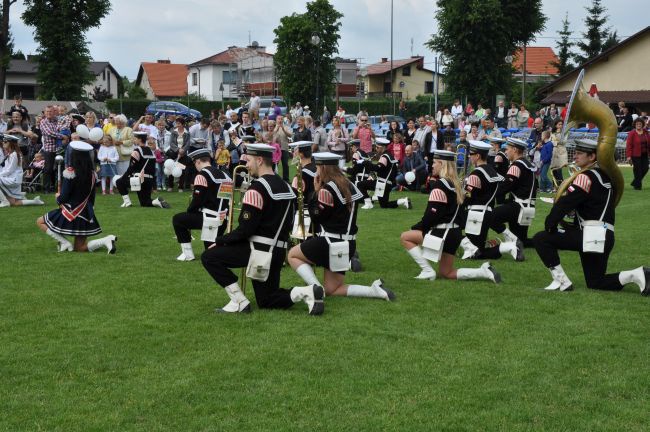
8, 0, 648, 80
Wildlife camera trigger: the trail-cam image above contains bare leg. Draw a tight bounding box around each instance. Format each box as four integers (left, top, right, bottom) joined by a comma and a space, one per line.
74, 236, 89, 252
287, 244, 316, 269
437, 252, 458, 279
400, 229, 423, 250
323, 270, 348, 296
36, 216, 48, 232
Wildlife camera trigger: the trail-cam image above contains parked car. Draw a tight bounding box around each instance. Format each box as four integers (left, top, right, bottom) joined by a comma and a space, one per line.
146, 101, 202, 120
244, 97, 287, 119
368, 115, 406, 126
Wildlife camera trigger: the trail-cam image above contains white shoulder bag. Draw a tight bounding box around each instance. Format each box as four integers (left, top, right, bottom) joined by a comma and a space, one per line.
129, 158, 149, 192
422, 201, 460, 263
325, 202, 355, 272
465, 178, 498, 236
517, 171, 536, 226
582, 187, 611, 254
246, 203, 290, 282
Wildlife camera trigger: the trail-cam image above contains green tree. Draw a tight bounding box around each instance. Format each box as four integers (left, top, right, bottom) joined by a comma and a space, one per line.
427, 0, 545, 105
22, 0, 111, 100
552, 13, 574, 75
273, 0, 342, 109
0, 0, 18, 97
126, 85, 147, 100
601, 29, 620, 52
574, 0, 612, 64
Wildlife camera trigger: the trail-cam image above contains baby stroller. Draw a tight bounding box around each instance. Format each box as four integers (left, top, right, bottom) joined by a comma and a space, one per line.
22, 153, 45, 193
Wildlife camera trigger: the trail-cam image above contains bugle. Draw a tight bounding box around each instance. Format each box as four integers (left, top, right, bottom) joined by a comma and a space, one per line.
225, 163, 250, 292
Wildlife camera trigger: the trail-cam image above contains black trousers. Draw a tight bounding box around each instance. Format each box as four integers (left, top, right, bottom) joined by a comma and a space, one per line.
533, 227, 623, 291
631, 154, 648, 189
357, 179, 398, 208
280, 150, 290, 182
468, 212, 501, 259
43, 150, 57, 192
489, 201, 534, 247
172, 212, 226, 248
116, 176, 154, 207
201, 242, 294, 309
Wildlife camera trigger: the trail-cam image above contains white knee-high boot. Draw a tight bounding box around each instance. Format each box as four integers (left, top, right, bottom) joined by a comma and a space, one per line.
406, 246, 436, 280
460, 237, 478, 259
501, 228, 518, 243
295, 263, 321, 286
619, 267, 650, 294
218, 282, 251, 313
45, 228, 73, 252
21, 196, 44, 206
120, 195, 132, 208
457, 262, 501, 283
87, 235, 117, 254
177, 243, 195, 261
347, 279, 396, 301
290, 284, 324, 315
543, 265, 573, 291
498, 240, 524, 261
361, 197, 373, 209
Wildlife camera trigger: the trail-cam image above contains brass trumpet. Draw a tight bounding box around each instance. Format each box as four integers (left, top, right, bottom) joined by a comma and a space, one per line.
225, 163, 251, 292
290, 156, 307, 242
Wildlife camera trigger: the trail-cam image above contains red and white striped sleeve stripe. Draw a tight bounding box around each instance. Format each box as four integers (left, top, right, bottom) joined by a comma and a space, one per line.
466, 174, 481, 189
428, 188, 448, 203
242, 189, 264, 210
572, 173, 592, 193
318, 189, 334, 207
132, 151, 140, 161
194, 175, 208, 188
507, 165, 521, 178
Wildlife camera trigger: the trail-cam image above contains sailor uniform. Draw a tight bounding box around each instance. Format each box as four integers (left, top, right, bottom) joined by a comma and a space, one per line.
533, 167, 635, 291
491, 149, 510, 205
172, 166, 232, 249
300, 180, 364, 274
348, 149, 372, 184
44, 167, 102, 237
462, 164, 503, 257
201, 174, 299, 309
116, 145, 157, 207
357, 152, 401, 208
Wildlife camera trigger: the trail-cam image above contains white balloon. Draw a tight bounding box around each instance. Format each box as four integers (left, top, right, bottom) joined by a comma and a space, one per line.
76, 124, 90, 139
172, 166, 182, 178
112, 174, 121, 188
89, 127, 104, 142
405, 171, 416, 184
164, 159, 175, 170
163, 166, 172, 176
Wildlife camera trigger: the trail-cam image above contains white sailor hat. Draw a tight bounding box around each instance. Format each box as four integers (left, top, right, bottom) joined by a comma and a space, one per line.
375, 137, 390, 145
241, 135, 256, 142
246, 143, 275, 158
348, 139, 360, 146
468, 140, 491, 154
574, 139, 598, 153
69, 141, 94, 152
189, 148, 212, 160
133, 131, 148, 139
506, 137, 528, 149
432, 149, 456, 161
487, 136, 506, 144
288, 141, 314, 149
313, 152, 342, 165
1, 133, 19, 142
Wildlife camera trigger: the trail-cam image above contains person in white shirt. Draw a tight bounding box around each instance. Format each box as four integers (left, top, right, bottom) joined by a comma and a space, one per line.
249, 91, 261, 121
451, 99, 463, 128
493, 100, 507, 129
133, 114, 159, 140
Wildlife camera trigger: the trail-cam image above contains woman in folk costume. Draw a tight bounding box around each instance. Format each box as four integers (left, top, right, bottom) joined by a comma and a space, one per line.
0, 134, 44, 207
36, 141, 116, 253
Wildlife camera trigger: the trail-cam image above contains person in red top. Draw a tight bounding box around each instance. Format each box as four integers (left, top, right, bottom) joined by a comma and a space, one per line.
352, 115, 375, 153
626, 117, 650, 190
387, 132, 405, 165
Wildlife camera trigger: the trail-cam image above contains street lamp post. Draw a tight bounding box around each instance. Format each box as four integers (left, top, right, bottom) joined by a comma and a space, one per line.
311, 35, 321, 114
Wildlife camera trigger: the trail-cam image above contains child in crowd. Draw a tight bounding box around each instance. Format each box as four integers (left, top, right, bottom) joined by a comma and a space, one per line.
98, 135, 118, 195
269, 141, 282, 173
387, 133, 405, 166
151, 136, 165, 191
215, 140, 231, 170
539, 130, 554, 193
25, 152, 45, 180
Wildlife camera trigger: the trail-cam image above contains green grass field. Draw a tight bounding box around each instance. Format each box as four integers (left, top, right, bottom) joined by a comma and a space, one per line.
1, 167, 649, 431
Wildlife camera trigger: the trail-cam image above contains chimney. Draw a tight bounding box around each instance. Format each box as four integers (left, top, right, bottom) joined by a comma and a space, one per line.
381, 57, 388, 63
157, 59, 171, 64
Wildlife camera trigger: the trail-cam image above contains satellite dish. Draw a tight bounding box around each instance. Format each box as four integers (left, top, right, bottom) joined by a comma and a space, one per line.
360, 69, 368, 78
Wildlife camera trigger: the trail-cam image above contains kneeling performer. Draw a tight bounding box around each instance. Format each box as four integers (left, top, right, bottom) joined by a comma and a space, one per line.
357, 139, 411, 210
201, 144, 324, 314
287, 152, 395, 300
533, 139, 649, 293
116, 131, 169, 209
400, 149, 500, 283
173, 148, 232, 261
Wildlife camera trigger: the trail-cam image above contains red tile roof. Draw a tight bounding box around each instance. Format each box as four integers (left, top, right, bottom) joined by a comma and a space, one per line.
190, 47, 273, 66
512, 47, 558, 75
542, 90, 650, 105
366, 57, 427, 76
140, 62, 188, 97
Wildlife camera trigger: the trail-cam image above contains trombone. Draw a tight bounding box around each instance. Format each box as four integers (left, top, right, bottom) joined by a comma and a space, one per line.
225, 163, 251, 292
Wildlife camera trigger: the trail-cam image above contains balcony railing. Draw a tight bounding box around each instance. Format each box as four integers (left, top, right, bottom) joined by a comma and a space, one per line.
366, 91, 402, 99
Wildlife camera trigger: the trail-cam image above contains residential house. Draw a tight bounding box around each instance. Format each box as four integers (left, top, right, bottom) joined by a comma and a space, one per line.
512, 46, 559, 83
539, 26, 650, 113
3, 58, 120, 101
136, 60, 188, 100
360, 56, 444, 101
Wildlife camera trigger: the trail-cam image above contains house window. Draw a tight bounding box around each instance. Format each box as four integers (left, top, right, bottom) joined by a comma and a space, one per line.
424, 81, 433, 94
192, 72, 198, 86
222, 70, 236, 85
102, 70, 106, 81
402, 66, 411, 76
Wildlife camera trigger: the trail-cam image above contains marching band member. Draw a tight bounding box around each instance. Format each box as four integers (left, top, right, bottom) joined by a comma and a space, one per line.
487, 136, 509, 205
484, 138, 538, 256
0, 134, 44, 207
400, 149, 500, 283
533, 139, 649, 293
36, 141, 116, 253
116, 131, 170, 209
172, 148, 232, 261
287, 152, 395, 300
201, 144, 324, 315
347, 140, 371, 185
458, 141, 523, 261
289, 140, 317, 200
357, 138, 412, 210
